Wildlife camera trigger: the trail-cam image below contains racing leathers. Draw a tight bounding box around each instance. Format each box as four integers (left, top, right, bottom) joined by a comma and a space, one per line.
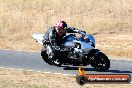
43, 26, 85, 60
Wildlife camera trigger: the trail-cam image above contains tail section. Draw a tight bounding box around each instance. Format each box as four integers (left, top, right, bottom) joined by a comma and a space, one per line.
32, 33, 44, 45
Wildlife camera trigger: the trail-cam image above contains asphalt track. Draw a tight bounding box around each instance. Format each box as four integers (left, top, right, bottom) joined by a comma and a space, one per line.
0, 49, 132, 81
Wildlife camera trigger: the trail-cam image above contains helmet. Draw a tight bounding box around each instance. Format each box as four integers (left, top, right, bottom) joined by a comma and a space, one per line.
55, 21, 67, 36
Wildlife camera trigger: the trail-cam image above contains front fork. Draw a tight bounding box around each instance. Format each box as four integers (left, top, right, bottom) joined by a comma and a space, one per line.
90, 49, 100, 56
87, 49, 100, 62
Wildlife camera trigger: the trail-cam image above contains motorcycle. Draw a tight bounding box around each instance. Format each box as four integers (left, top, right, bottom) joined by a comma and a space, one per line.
32, 32, 110, 71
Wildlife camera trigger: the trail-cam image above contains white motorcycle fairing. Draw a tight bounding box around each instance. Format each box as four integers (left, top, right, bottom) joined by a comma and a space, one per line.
32, 33, 44, 45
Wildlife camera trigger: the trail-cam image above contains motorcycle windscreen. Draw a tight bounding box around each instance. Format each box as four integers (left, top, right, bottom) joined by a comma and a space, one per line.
87, 34, 96, 44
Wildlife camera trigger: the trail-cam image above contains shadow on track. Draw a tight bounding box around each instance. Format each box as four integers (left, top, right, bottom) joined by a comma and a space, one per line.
105, 70, 132, 73
62, 66, 132, 73
61, 65, 96, 71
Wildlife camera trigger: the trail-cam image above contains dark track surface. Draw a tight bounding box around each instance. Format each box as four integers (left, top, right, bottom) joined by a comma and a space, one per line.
0, 49, 132, 81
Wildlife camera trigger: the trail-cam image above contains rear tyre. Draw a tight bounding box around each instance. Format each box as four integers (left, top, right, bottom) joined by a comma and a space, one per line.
41, 50, 63, 66
52, 59, 63, 67
41, 49, 53, 65
89, 52, 110, 71
41, 46, 63, 66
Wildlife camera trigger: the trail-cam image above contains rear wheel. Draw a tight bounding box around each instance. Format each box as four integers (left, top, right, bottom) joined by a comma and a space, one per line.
41, 50, 63, 66
41, 50, 52, 65
52, 58, 63, 67
89, 52, 110, 71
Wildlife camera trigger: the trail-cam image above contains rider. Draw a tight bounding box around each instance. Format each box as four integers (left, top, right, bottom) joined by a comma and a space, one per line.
43, 20, 86, 60
43, 20, 86, 47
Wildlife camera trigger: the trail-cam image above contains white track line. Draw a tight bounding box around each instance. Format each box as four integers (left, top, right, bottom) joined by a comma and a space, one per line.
0, 67, 132, 83
0, 49, 38, 53
0, 67, 76, 76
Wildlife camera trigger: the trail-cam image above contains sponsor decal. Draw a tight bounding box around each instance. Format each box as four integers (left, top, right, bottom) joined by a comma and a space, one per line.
76, 67, 131, 85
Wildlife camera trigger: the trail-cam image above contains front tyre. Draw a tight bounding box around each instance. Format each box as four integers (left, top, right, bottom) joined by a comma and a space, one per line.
90, 52, 110, 71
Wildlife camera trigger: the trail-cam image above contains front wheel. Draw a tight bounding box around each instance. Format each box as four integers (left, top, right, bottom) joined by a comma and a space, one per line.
89, 52, 110, 71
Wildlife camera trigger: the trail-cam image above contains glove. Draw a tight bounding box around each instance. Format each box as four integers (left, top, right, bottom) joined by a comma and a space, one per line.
79, 30, 86, 37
